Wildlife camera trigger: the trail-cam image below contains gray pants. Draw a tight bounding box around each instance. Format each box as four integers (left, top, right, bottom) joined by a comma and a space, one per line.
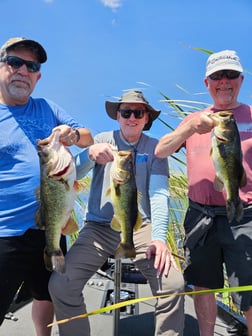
49, 222, 185, 335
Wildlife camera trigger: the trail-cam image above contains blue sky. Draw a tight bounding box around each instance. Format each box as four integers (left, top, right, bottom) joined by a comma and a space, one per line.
2, 0, 252, 143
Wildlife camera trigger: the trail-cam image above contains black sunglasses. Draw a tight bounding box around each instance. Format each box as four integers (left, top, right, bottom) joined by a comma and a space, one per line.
208, 70, 241, 80
0, 55, 41, 73
119, 109, 147, 119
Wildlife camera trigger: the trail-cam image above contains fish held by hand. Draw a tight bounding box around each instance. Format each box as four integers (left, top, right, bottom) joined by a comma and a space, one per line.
36, 129, 81, 273
108, 150, 142, 259
210, 111, 247, 223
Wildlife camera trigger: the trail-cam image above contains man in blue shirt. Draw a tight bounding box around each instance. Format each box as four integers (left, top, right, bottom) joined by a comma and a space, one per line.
0, 37, 93, 335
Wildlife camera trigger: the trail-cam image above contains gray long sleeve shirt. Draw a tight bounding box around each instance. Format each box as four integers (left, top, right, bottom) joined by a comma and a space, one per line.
75, 130, 170, 242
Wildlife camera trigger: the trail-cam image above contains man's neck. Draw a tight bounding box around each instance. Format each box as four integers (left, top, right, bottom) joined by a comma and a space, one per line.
119, 130, 141, 144
0, 93, 29, 106
213, 102, 241, 110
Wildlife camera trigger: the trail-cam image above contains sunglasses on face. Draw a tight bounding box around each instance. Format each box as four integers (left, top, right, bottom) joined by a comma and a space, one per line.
0, 55, 41, 73
119, 109, 147, 119
208, 70, 241, 80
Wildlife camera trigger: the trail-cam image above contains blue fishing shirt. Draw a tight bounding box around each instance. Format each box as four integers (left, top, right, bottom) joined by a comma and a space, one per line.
0, 97, 83, 237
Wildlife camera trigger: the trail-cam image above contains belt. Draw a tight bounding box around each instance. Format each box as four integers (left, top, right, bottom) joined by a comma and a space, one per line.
185, 200, 252, 249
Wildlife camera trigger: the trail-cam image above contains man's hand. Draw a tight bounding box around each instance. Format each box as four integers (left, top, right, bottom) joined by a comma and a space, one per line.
53, 125, 78, 146
88, 143, 117, 164
146, 240, 178, 277
191, 112, 215, 134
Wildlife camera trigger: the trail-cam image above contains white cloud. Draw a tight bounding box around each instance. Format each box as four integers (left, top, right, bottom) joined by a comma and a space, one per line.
100, 0, 122, 10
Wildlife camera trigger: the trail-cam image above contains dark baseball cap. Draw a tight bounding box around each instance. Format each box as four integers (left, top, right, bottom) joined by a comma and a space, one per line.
0, 37, 47, 63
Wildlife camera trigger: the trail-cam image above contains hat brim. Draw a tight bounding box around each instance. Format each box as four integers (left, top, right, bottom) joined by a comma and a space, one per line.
206, 64, 243, 77
105, 101, 160, 131
6, 39, 47, 63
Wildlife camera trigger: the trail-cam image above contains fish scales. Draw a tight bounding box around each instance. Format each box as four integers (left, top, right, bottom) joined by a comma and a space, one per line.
36, 129, 79, 273
210, 111, 247, 222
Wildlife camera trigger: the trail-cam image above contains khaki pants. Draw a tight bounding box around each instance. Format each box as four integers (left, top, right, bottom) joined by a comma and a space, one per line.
49, 222, 185, 335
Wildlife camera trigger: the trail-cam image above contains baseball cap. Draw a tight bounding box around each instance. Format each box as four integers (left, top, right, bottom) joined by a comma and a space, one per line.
205, 50, 243, 77
0, 37, 47, 63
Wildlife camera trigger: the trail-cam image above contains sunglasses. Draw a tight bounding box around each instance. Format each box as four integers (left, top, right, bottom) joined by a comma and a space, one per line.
119, 109, 147, 119
0, 55, 41, 73
208, 70, 241, 80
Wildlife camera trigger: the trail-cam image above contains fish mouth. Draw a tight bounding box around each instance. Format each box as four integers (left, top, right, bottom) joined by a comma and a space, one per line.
217, 111, 233, 119
210, 110, 233, 121
38, 138, 50, 146
118, 150, 132, 157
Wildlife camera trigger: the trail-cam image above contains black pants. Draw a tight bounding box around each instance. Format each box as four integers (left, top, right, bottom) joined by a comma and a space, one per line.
0, 229, 66, 324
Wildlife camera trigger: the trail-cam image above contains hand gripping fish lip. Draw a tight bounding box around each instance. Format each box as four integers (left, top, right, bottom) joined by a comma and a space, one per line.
38, 131, 74, 180
209, 110, 234, 126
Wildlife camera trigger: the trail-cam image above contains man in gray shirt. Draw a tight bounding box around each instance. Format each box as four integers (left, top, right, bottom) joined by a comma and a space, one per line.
49, 90, 185, 335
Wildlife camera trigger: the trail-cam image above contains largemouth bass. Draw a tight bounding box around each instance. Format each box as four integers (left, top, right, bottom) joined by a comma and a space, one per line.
36, 129, 81, 273
210, 111, 247, 222
109, 150, 142, 259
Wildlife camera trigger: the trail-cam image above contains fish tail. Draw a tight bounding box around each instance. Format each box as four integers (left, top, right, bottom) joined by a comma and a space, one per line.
226, 200, 236, 223
226, 198, 244, 223
235, 199, 244, 222
44, 249, 65, 273
114, 243, 136, 259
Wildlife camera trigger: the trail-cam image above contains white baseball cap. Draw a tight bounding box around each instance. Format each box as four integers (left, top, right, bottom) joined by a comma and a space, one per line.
205, 50, 243, 77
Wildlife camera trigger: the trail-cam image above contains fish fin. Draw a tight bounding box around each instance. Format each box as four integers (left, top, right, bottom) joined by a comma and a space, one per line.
34, 187, 45, 229
35, 209, 45, 230
213, 176, 224, 192
44, 249, 65, 273
105, 188, 111, 197
61, 217, 79, 235
114, 243, 136, 259
74, 180, 84, 192
35, 186, 40, 201
110, 216, 121, 232
133, 212, 142, 232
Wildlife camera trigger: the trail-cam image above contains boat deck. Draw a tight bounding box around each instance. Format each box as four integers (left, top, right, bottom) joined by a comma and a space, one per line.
1, 261, 248, 335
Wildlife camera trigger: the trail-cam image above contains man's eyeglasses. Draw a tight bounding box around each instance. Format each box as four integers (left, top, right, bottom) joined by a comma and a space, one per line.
0, 55, 41, 73
208, 70, 241, 81
119, 109, 147, 119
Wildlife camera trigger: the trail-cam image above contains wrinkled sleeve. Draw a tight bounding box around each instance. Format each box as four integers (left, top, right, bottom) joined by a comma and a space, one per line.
149, 174, 170, 243
75, 148, 95, 180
